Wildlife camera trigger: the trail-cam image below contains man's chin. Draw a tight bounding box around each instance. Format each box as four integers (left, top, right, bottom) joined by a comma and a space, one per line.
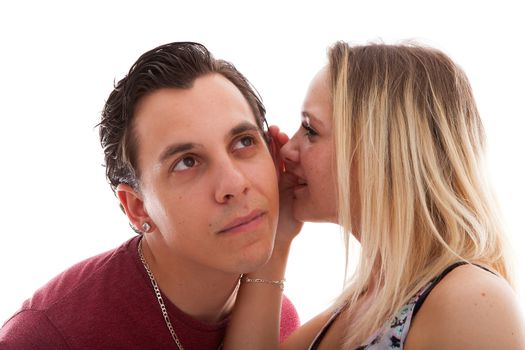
235, 245, 274, 275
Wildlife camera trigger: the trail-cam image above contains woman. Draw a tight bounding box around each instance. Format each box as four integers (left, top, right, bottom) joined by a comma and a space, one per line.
224, 41, 525, 349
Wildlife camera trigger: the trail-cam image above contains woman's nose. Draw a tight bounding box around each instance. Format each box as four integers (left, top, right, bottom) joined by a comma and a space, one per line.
280, 134, 299, 165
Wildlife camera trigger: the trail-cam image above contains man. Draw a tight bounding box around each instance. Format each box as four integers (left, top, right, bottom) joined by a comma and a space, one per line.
0, 42, 299, 349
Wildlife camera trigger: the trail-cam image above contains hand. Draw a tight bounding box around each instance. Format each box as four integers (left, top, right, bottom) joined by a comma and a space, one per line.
268, 125, 303, 252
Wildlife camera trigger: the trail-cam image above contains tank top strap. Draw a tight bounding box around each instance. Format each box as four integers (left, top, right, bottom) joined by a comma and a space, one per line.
412, 261, 495, 317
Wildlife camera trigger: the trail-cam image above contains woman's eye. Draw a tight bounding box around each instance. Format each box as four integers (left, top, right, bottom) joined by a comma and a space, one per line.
173, 156, 200, 172
301, 122, 318, 139
233, 136, 256, 150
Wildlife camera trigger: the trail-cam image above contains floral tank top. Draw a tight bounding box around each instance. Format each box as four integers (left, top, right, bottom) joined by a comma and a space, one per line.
309, 262, 492, 349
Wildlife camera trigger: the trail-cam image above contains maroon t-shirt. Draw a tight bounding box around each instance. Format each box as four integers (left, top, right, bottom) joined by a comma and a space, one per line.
0, 236, 300, 349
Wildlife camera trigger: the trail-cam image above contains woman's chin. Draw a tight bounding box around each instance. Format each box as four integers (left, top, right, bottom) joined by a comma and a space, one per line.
292, 203, 336, 224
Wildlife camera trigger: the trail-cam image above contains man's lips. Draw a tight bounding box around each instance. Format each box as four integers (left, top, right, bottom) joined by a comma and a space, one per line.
218, 210, 266, 234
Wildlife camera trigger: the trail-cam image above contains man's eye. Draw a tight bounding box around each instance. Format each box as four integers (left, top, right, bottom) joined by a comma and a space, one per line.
233, 136, 256, 150
173, 156, 199, 172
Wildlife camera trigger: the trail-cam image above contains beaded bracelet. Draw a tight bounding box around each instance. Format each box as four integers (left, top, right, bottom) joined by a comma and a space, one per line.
241, 276, 285, 291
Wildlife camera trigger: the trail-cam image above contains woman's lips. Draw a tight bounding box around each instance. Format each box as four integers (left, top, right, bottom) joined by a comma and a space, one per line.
286, 171, 307, 190
218, 210, 266, 234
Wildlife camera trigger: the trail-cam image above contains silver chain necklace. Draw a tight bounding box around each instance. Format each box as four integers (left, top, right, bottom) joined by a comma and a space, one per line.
138, 239, 186, 350
138, 239, 224, 350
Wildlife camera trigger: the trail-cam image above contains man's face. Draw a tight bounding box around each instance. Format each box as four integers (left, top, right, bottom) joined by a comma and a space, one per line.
132, 73, 278, 274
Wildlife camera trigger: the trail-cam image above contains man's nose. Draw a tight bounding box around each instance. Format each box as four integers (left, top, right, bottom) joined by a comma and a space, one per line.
214, 159, 250, 204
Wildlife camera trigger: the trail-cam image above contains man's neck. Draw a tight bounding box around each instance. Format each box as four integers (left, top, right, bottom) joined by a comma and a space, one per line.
140, 236, 241, 323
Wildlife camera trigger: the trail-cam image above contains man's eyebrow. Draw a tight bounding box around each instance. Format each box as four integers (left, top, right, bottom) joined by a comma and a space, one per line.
159, 142, 200, 163
158, 122, 260, 164
229, 122, 261, 138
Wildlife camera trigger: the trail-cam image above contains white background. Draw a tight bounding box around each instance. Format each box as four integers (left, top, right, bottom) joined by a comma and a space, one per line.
0, 0, 523, 325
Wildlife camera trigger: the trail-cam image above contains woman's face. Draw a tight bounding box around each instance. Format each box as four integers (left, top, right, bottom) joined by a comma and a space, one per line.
280, 67, 338, 223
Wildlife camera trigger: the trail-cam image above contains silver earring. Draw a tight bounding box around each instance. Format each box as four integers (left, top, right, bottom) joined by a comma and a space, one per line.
142, 222, 151, 233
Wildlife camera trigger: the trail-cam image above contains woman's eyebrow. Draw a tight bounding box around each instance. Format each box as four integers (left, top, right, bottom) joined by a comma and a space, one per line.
302, 111, 322, 126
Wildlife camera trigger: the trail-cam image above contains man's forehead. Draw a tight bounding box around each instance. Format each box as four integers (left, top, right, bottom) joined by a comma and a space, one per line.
133, 84, 262, 158
135, 75, 256, 123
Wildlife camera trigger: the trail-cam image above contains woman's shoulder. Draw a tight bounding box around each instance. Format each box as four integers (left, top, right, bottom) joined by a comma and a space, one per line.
280, 307, 335, 350
405, 263, 525, 349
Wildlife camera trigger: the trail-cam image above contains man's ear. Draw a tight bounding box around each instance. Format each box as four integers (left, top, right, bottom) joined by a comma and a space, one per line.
116, 184, 155, 232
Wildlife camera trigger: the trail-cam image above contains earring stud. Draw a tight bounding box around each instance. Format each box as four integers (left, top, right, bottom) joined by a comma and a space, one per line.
142, 222, 151, 233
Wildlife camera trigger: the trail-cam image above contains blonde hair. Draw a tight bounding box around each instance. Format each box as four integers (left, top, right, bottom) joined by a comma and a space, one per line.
329, 41, 513, 346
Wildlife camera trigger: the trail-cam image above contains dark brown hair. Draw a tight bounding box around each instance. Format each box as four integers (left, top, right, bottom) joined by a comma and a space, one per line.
99, 42, 267, 192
